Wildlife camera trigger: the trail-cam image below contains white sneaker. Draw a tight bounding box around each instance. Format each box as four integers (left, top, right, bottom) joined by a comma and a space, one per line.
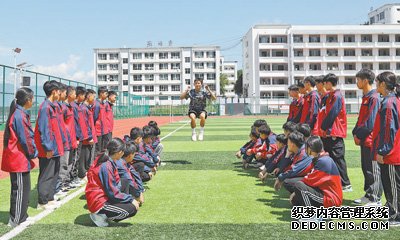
192, 132, 197, 141
364, 201, 382, 206
54, 191, 67, 200
90, 213, 109, 227
342, 185, 353, 192
7, 218, 18, 228
353, 196, 369, 205
198, 131, 204, 141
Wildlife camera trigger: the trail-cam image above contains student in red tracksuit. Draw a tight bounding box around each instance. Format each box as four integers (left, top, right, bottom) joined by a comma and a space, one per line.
320, 73, 351, 192
86, 138, 139, 227
63, 86, 79, 188
34, 80, 65, 209
352, 69, 382, 205
104, 90, 117, 147
299, 76, 320, 135
287, 84, 303, 123
372, 71, 400, 226
94, 86, 108, 156
291, 136, 343, 208
1, 88, 37, 227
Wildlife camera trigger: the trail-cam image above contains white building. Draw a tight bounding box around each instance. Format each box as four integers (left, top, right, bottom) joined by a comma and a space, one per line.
368, 3, 400, 24
94, 46, 221, 105
242, 24, 400, 113
220, 57, 238, 97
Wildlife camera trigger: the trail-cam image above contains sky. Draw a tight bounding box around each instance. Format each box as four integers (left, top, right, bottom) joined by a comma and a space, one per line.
0, 0, 393, 84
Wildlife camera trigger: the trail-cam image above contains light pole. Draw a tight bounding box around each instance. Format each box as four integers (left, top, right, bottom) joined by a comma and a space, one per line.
13, 48, 22, 94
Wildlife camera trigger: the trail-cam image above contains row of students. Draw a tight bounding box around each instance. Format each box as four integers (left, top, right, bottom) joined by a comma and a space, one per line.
1, 81, 117, 227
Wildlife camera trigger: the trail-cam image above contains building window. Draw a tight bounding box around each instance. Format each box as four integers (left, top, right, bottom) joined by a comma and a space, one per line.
260, 50, 270, 57
272, 50, 287, 57
123, 69, 128, 75
133, 75, 142, 81
98, 53, 107, 60
194, 51, 204, 58
361, 49, 373, 56
396, 35, 400, 42
259, 35, 270, 43
110, 64, 118, 70
309, 49, 321, 57
207, 73, 216, 80
362, 63, 373, 70
195, 62, 204, 69
171, 63, 180, 70
171, 85, 180, 91
195, 73, 204, 79
109, 75, 118, 81
185, 57, 191, 63
397, 63, 400, 70
345, 91, 357, 98
208, 84, 215, 91
272, 78, 287, 85
344, 63, 356, 70
171, 52, 180, 59
185, 79, 190, 85
309, 35, 320, 43
378, 34, 390, 42
123, 80, 128, 85
144, 74, 154, 81
206, 51, 215, 58
171, 96, 180, 100
132, 86, 142, 92
294, 63, 304, 71
110, 53, 119, 60
271, 36, 287, 43
294, 49, 303, 57
171, 74, 180, 80
260, 78, 270, 85
98, 75, 106, 81
370, 17, 375, 24
379, 11, 385, 20
159, 63, 168, 70
327, 63, 339, 71
159, 52, 168, 59
159, 85, 168, 92
159, 96, 169, 101
396, 49, 400, 56
343, 35, 355, 42
109, 86, 118, 91
123, 58, 128, 64
132, 53, 142, 59
145, 86, 154, 92
132, 64, 142, 70
293, 35, 303, 43
159, 74, 168, 81
207, 62, 216, 69
260, 64, 270, 71
344, 49, 356, 56
185, 68, 191, 74
378, 49, 390, 56
326, 35, 338, 43
379, 63, 390, 70
145, 64, 154, 70
326, 49, 338, 56
272, 64, 288, 71
144, 53, 154, 59
361, 35, 372, 42
309, 63, 321, 71
345, 77, 356, 84
98, 64, 107, 71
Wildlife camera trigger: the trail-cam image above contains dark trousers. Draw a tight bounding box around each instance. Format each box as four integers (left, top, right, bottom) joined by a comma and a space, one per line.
95, 135, 108, 157
322, 137, 351, 187
68, 148, 78, 182
283, 177, 304, 194
99, 203, 137, 222
133, 162, 150, 182
292, 181, 324, 207
38, 157, 60, 204
78, 144, 94, 178
103, 133, 112, 150
380, 164, 400, 221
9, 172, 30, 224
360, 146, 382, 202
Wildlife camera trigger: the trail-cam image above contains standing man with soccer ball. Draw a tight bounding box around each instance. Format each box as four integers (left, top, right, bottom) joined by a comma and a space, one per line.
180, 78, 216, 141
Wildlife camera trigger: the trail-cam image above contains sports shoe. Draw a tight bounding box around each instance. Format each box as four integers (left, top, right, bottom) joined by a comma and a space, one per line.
364, 201, 382, 206
37, 202, 58, 210
7, 218, 18, 228
342, 185, 353, 192
90, 213, 109, 227
353, 196, 369, 205
191, 132, 197, 141
389, 220, 400, 227
54, 190, 68, 200
198, 130, 204, 141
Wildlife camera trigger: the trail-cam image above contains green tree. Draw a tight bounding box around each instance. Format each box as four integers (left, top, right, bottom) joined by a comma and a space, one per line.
234, 70, 243, 96
219, 73, 229, 95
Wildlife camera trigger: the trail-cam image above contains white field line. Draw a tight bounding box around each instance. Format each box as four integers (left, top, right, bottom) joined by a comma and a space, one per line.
0, 121, 189, 240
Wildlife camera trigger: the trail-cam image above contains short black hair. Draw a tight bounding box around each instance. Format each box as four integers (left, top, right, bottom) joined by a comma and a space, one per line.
304, 76, 316, 87
253, 119, 267, 128
86, 89, 96, 99
194, 78, 203, 84
142, 126, 153, 139
250, 127, 260, 138
297, 82, 305, 88
76, 86, 87, 96
356, 69, 375, 85
258, 125, 271, 135
296, 123, 311, 138
306, 136, 324, 153
315, 75, 325, 84
282, 121, 296, 133
43, 80, 60, 97
66, 86, 76, 96
323, 73, 338, 86
276, 134, 287, 145
108, 90, 117, 97
130, 127, 143, 140
288, 131, 305, 148
98, 86, 108, 96
288, 84, 299, 91
123, 141, 138, 158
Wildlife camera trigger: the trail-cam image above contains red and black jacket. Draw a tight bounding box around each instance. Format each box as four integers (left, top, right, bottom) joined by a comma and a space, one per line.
320, 89, 347, 138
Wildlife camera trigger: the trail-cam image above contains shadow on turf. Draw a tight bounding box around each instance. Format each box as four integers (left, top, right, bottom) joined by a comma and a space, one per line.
74, 214, 133, 227
0, 211, 9, 224
162, 160, 192, 165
